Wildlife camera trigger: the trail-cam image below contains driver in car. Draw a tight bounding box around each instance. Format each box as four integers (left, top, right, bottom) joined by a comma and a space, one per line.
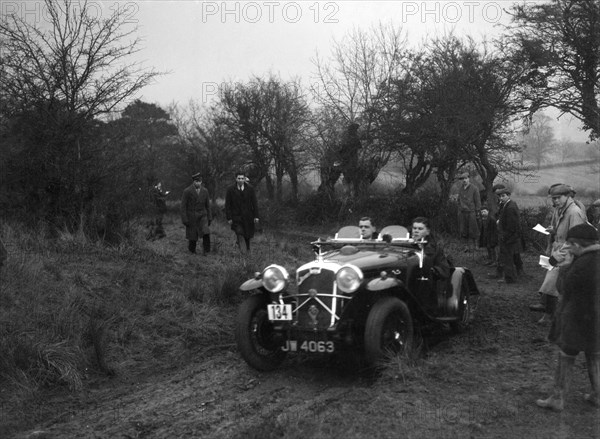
359, 217, 379, 240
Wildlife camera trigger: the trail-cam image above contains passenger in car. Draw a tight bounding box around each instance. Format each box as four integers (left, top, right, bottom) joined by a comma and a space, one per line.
358, 217, 379, 240
411, 216, 452, 279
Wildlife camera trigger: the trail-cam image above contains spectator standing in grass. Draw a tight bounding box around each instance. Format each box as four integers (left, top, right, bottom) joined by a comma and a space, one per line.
457, 172, 481, 252
147, 181, 167, 241
489, 186, 521, 284
181, 173, 212, 255
225, 170, 259, 253
530, 184, 587, 323
478, 207, 498, 266
536, 223, 600, 411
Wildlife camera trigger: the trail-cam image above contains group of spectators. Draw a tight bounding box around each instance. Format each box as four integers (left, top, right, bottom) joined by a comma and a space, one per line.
180, 170, 259, 256
361, 175, 599, 414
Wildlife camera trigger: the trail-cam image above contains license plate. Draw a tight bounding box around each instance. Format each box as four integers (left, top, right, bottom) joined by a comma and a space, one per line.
282, 340, 335, 353
267, 304, 292, 321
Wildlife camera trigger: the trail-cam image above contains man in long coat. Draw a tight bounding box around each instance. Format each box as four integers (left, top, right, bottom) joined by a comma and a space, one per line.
536, 223, 600, 411
181, 173, 211, 254
531, 183, 586, 322
225, 171, 259, 253
491, 186, 521, 284
457, 172, 481, 250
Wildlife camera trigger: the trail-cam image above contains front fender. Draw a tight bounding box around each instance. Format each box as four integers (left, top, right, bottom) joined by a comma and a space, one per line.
240, 278, 263, 291
366, 277, 402, 291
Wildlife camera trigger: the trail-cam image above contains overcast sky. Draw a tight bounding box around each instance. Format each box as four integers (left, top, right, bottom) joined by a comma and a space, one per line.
132, 1, 508, 104
4, 0, 589, 141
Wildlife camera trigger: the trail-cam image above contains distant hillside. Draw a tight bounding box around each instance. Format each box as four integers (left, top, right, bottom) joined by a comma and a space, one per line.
504, 161, 599, 197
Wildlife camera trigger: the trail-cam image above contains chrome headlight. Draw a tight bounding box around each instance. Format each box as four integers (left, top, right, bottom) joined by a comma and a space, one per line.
262, 264, 290, 293
336, 264, 363, 293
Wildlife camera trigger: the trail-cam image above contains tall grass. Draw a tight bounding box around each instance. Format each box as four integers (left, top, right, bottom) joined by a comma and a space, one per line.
0, 218, 315, 404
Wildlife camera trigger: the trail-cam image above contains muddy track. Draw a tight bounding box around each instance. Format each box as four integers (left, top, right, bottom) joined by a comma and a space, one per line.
11, 221, 600, 439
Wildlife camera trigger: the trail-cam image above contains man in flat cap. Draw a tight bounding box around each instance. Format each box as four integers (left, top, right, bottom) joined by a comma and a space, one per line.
181, 173, 211, 254
531, 183, 587, 323
490, 186, 521, 283
225, 170, 259, 253
457, 171, 481, 251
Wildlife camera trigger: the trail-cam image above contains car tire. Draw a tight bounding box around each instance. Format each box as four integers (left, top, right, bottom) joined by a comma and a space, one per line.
235, 295, 286, 371
450, 278, 471, 333
364, 296, 413, 367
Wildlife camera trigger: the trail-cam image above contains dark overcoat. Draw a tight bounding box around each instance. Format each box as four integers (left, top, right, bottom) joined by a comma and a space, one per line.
181, 183, 211, 241
225, 183, 259, 239
550, 244, 600, 353
497, 199, 521, 251
478, 215, 498, 249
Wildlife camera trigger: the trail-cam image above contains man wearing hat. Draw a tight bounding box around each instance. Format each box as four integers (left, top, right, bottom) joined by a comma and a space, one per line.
531, 183, 587, 322
536, 223, 600, 411
181, 173, 212, 254
491, 186, 521, 283
225, 170, 259, 253
457, 172, 481, 250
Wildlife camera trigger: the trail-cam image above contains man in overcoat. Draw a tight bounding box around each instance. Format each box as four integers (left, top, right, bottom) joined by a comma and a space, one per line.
531, 183, 586, 323
536, 223, 600, 411
457, 172, 481, 251
181, 173, 211, 254
225, 171, 259, 253
492, 186, 521, 284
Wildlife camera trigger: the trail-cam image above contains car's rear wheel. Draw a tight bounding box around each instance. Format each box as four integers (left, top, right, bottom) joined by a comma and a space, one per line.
364, 296, 413, 366
235, 295, 286, 371
450, 278, 471, 333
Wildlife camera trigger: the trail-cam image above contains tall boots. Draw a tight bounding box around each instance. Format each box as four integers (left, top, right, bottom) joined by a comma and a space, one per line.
536, 351, 576, 411
538, 296, 558, 324
202, 234, 211, 255
585, 353, 600, 407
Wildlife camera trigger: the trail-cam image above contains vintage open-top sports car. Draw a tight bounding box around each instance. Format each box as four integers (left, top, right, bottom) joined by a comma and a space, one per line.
235, 225, 480, 371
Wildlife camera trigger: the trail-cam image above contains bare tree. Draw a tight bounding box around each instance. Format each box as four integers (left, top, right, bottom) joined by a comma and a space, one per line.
555, 137, 577, 162
520, 113, 555, 168
174, 101, 246, 202
0, 0, 160, 230
506, 0, 600, 139
311, 22, 408, 196
217, 75, 310, 202
0, 0, 158, 119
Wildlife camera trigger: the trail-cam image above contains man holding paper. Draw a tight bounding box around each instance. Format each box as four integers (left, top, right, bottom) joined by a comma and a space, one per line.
530, 184, 587, 323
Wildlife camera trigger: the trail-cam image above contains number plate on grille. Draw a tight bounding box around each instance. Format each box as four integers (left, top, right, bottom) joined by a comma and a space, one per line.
267, 304, 292, 321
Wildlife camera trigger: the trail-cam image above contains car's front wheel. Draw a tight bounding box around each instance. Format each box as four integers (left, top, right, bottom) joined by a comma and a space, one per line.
364, 296, 413, 366
235, 295, 286, 371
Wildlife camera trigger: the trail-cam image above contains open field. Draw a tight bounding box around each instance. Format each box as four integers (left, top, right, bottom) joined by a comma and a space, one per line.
1, 217, 599, 439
